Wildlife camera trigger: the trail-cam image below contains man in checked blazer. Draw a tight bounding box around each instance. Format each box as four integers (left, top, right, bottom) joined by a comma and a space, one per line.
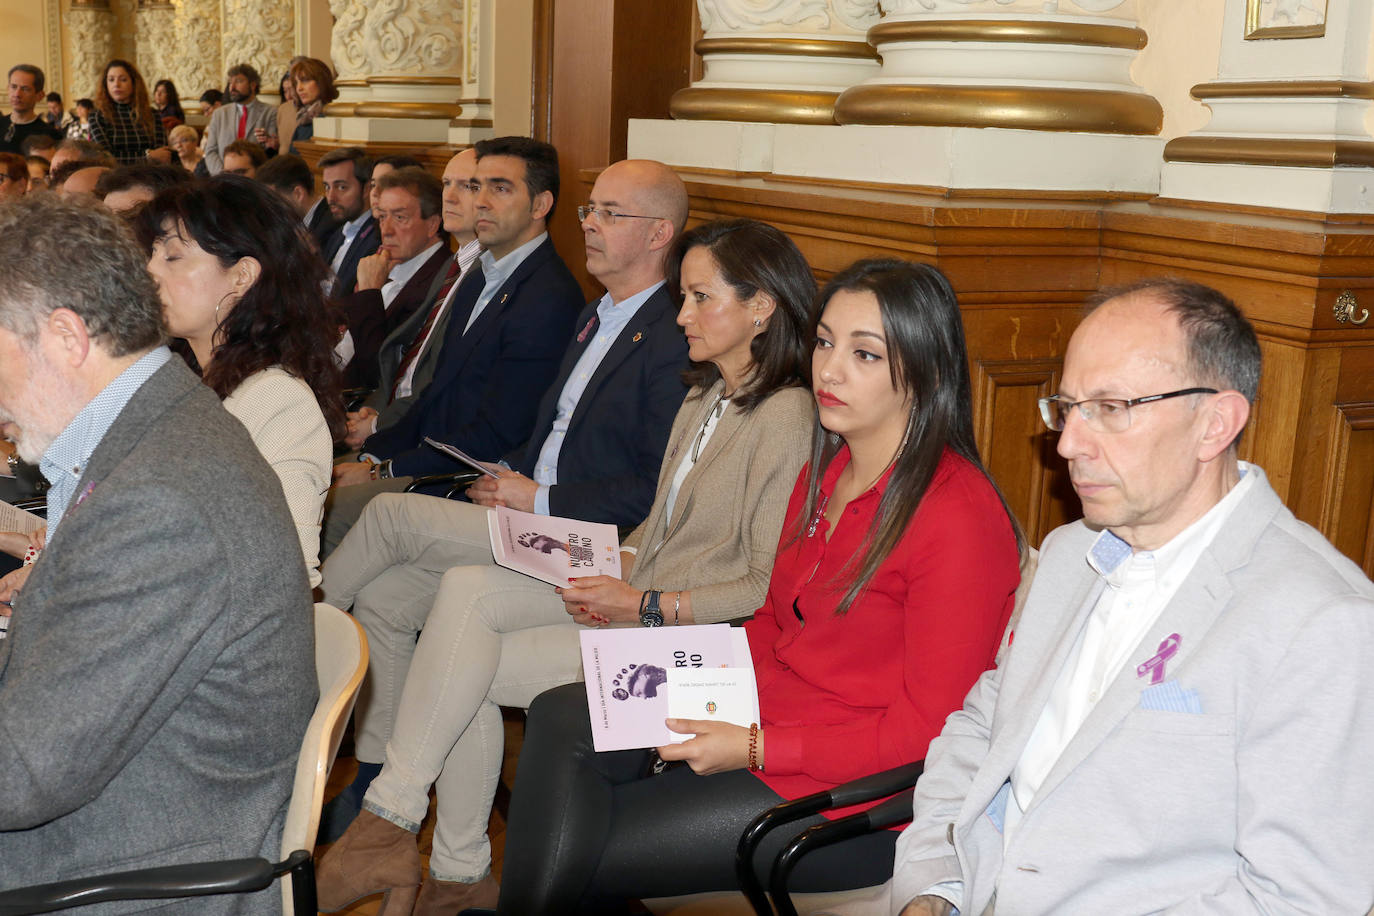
893, 279, 1374, 916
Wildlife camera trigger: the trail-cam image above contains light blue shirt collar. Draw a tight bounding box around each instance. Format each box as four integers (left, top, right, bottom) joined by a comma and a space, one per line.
41, 347, 172, 533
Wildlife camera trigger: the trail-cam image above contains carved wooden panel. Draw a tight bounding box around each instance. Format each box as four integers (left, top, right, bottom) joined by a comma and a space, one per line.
968, 358, 1077, 547
1319, 403, 1374, 578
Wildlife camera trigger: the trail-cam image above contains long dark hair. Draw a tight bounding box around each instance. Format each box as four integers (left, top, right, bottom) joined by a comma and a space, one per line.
134, 175, 345, 441
670, 219, 814, 410
94, 59, 155, 137
153, 79, 184, 121
795, 259, 1024, 613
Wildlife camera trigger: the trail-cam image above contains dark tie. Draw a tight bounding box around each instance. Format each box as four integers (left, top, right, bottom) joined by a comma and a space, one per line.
389, 258, 478, 402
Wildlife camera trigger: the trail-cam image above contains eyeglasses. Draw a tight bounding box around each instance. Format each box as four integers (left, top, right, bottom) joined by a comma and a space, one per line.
576, 205, 664, 225
1038, 387, 1218, 434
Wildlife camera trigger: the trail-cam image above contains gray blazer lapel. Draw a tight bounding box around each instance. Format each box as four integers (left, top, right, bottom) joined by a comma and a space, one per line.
1025, 470, 1282, 808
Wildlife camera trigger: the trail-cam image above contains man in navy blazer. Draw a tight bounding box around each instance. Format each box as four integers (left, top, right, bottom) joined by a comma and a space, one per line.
319, 146, 380, 302
323, 137, 583, 552
466, 157, 692, 527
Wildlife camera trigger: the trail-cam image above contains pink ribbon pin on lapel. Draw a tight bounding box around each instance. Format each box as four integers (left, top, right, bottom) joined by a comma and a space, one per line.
1136, 633, 1181, 684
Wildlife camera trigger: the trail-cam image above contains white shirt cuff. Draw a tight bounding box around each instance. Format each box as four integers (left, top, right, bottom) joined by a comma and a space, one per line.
534, 484, 550, 516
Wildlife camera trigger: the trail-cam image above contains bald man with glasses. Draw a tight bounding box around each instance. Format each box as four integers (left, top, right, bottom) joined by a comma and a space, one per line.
892, 278, 1374, 916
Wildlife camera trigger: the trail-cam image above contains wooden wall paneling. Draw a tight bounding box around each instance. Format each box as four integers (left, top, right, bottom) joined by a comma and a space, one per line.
1320, 403, 1374, 577
545, 0, 695, 299
969, 357, 1073, 546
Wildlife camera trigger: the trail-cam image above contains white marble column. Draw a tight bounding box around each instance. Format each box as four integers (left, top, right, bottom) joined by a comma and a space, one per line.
670, 0, 881, 125
632, 0, 1165, 193
1162, 0, 1374, 213
314, 0, 477, 145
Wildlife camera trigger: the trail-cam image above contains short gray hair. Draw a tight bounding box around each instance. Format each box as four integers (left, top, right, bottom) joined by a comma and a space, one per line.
0, 195, 164, 356
1090, 277, 1261, 402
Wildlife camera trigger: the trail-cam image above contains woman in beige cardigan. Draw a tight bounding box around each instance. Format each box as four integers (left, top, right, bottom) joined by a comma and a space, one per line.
316, 218, 817, 916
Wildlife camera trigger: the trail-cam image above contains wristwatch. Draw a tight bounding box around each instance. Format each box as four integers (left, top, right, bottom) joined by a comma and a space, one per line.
639, 589, 664, 628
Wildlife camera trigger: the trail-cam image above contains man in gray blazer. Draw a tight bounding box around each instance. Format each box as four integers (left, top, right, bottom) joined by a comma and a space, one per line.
202, 62, 277, 175
893, 279, 1374, 916
0, 195, 315, 914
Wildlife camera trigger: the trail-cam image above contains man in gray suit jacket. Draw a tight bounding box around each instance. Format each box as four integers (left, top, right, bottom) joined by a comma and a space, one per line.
0, 195, 315, 915
894, 279, 1374, 916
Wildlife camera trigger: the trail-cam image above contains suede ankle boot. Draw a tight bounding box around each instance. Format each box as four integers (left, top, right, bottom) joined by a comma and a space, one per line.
412, 871, 500, 915
316, 809, 422, 915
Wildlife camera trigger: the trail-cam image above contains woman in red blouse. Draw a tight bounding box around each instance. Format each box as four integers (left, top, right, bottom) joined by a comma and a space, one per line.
496, 259, 1024, 913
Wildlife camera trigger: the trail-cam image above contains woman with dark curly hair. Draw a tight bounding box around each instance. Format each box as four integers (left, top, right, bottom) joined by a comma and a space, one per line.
136, 175, 344, 587
90, 59, 166, 164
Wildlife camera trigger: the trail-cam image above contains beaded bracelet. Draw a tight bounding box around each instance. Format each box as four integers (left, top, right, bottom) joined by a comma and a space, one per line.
747, 722, 762, 772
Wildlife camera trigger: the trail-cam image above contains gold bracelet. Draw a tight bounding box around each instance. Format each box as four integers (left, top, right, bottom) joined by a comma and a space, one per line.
747, 722, 762, 772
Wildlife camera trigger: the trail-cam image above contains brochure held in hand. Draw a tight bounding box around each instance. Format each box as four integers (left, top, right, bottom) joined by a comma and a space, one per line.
580, 624, 759, 752
486, 505, 621, 587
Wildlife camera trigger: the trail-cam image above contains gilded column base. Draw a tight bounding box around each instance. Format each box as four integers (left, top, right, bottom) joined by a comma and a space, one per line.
1164, 136, 1374, 169
833, 84, 1162, 135
669, 87, 840, 126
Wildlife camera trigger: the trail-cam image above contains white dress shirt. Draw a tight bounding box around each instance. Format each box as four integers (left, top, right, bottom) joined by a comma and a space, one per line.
380, 241, 444, 310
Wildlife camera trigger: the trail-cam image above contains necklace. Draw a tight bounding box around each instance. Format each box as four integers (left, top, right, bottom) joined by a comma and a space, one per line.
690, 392, 729, 462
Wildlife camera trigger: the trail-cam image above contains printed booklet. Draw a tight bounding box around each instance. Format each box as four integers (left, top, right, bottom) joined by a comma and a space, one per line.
580, 624, 758, 751
486, 505, 621, 587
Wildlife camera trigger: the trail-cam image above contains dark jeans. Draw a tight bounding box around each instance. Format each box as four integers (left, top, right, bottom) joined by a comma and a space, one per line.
498, 683, 898, 915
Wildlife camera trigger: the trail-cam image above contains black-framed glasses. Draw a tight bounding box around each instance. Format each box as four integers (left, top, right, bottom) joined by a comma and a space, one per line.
576, 205, 664, 225
1038, 388, 1218, 434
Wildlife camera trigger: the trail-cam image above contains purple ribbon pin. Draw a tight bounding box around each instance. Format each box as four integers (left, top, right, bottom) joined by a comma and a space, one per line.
1136, 633, 1181, 684
576, 315, 598, 343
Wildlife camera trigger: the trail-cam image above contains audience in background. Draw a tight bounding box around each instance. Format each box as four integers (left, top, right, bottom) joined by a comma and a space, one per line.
24, 154, 47, 191
152, 78, 185, 132
95, 162, 192, 214
90, 59, 166, 164
55, 164, 108, 198
274, 65, 301, 153
319, 146, 379, 301
198, 87, 223, 118
288, 56, 335, 154
1, 64, 63, 155
48, 137, 115, 178
343, 148, 480, 449
256, 151, 338, 249
337, 166, 450, 389
0, 152, 27, 200
498, 259, 1024, 913
322, 138, 590, 550
63, 98, 95, 140
316, 216, 816, 914
20, 132, 57, 162
166, 123, 202, 172
368, 153, 425, 219
221, 138, 266, 177
202, 63, 275, 175
136, 176, 343, 589
42, 91, 63, 129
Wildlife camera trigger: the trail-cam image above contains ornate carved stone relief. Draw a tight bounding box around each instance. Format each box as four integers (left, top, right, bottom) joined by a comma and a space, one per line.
222, 0, 294, 91
698, 0, 880, 33
66, 6, 117, 97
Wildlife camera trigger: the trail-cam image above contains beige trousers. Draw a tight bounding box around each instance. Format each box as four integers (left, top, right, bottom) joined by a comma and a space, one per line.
319, 492, 585, 881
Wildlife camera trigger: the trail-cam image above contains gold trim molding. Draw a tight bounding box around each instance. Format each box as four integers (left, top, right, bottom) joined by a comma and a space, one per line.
834, 85, 1162, 135
69, 0, 111, 8
694, 37, 879, 61
352, 101, 465, 119
1192, 80, 1374, 100
867, 19, 1147, 50
322, 102, 358, 117
1163, 136, 1374, 169
365, 76, 466, 87
670, 87, 838, 125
